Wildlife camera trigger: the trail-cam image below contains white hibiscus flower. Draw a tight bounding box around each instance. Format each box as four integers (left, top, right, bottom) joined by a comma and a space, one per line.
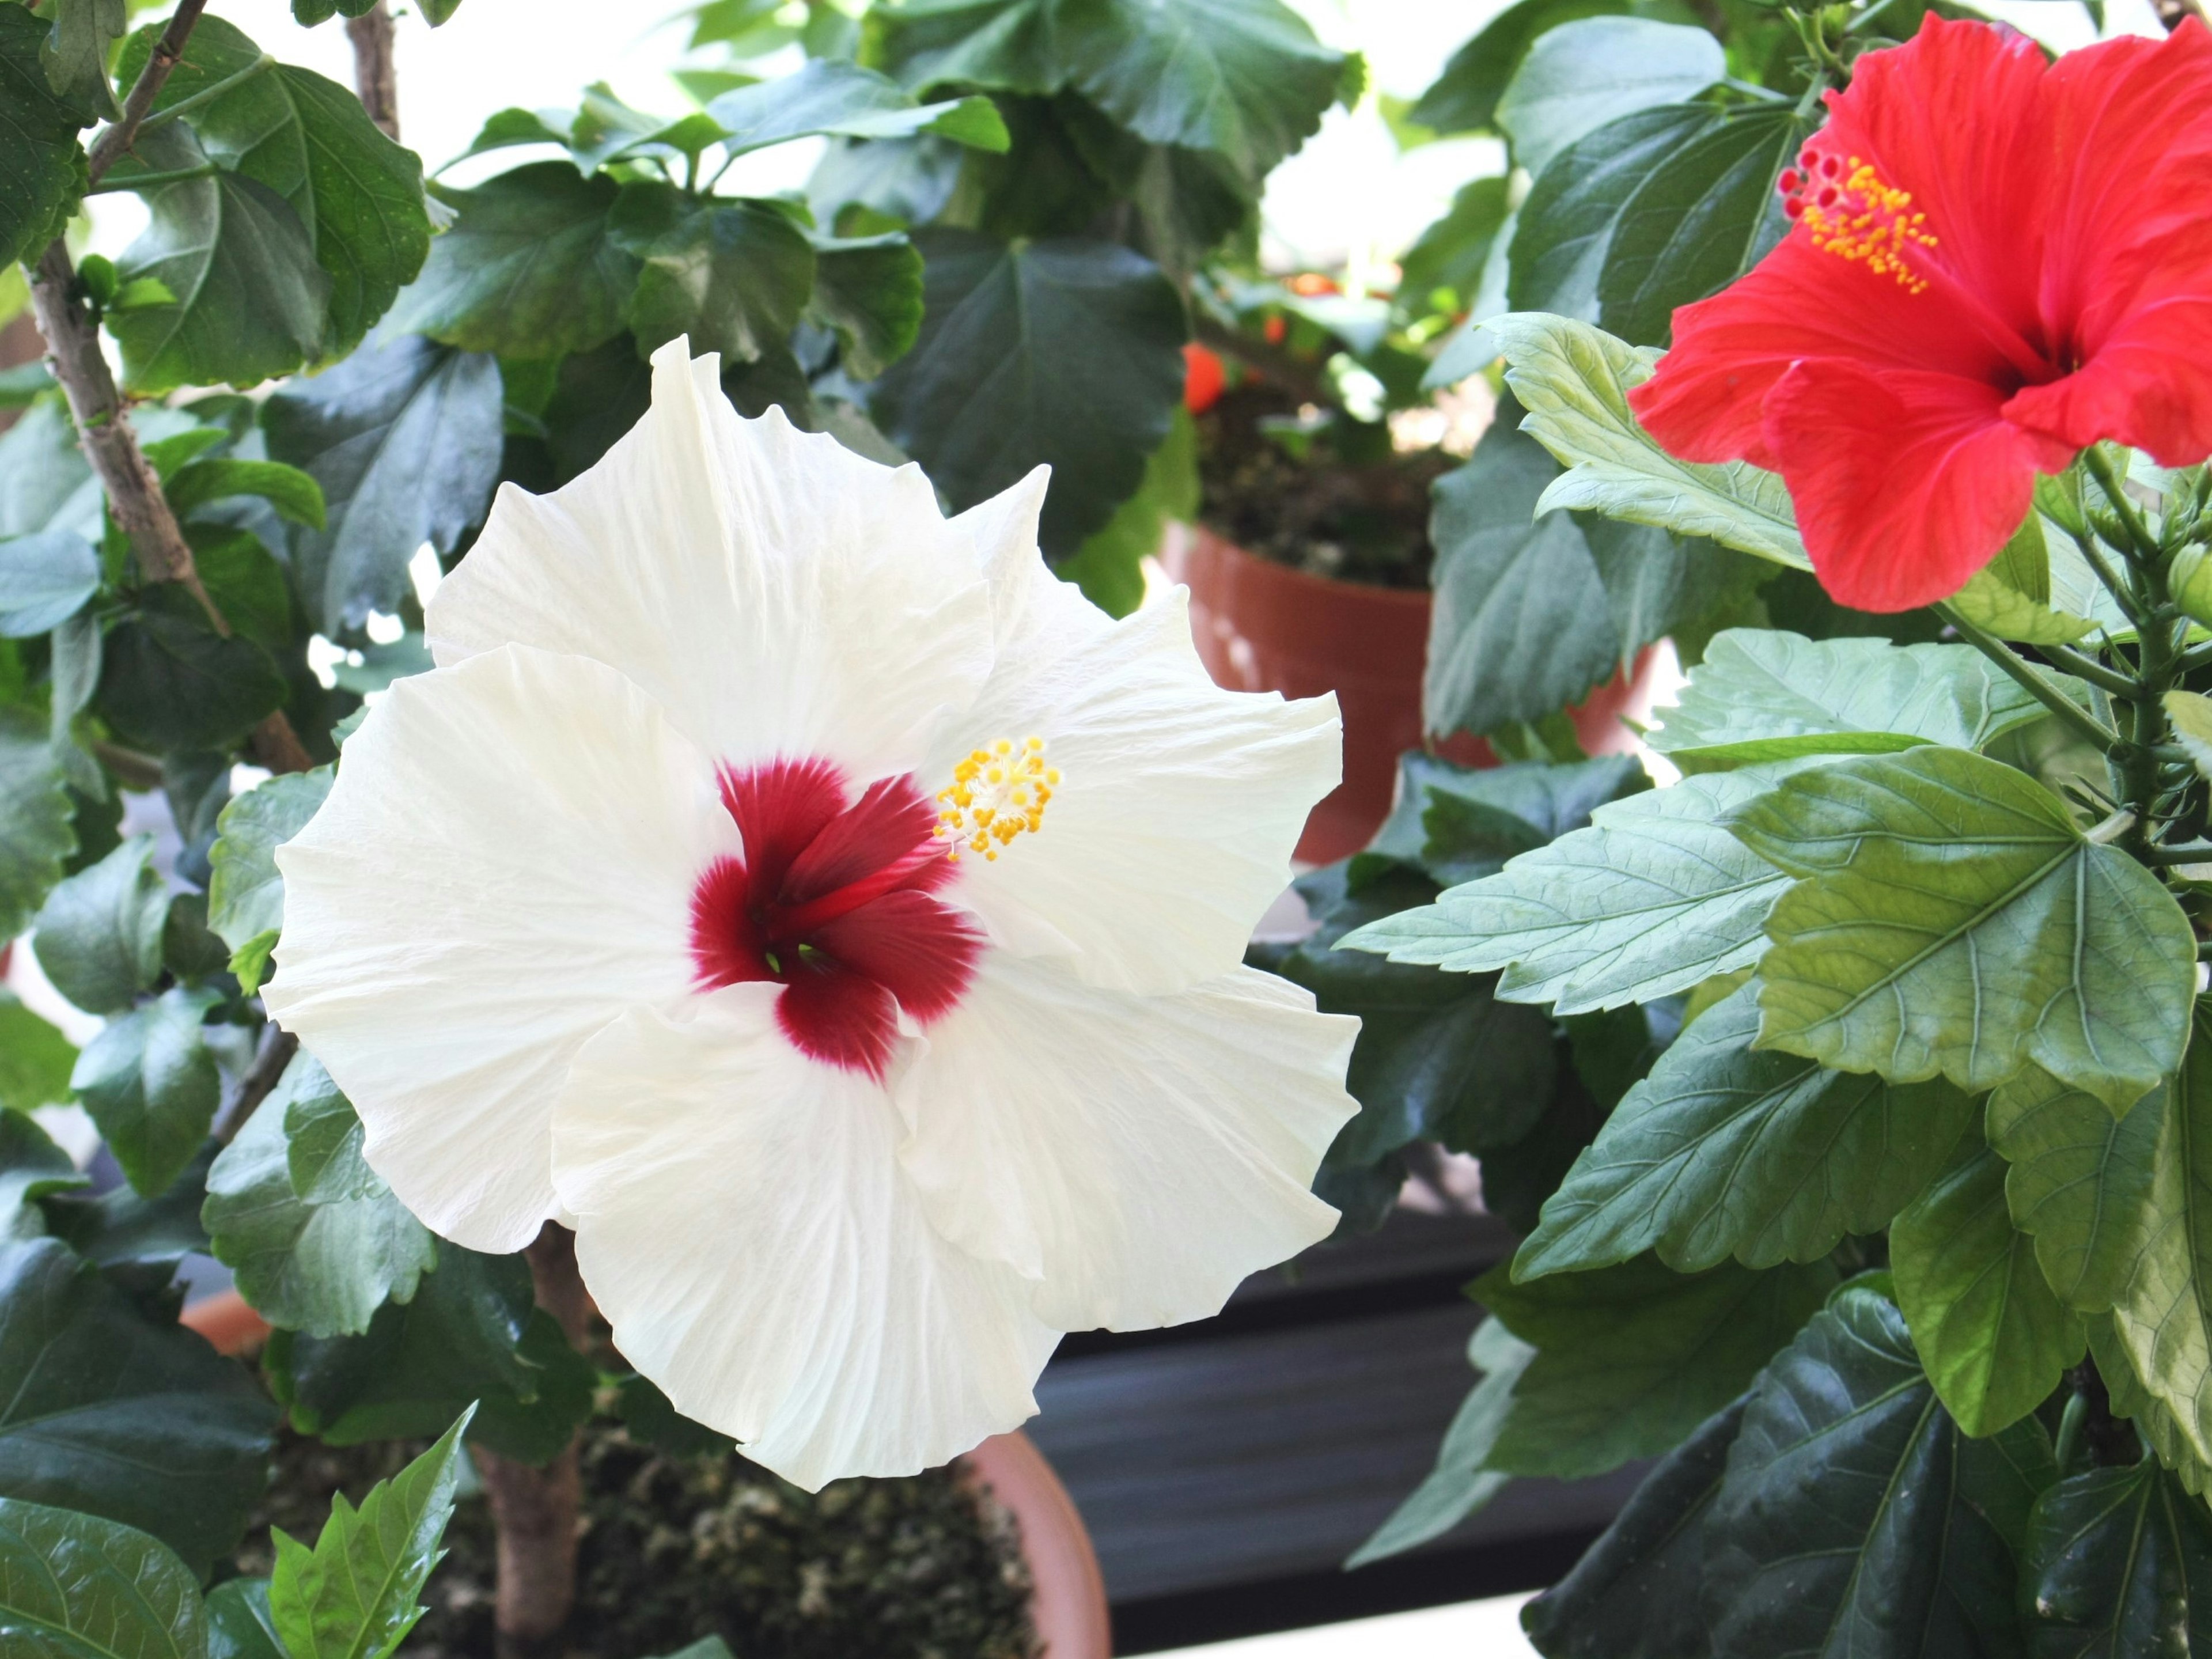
264, 340, 1360, 1489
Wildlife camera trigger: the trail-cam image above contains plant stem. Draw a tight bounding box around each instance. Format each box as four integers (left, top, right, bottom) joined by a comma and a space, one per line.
475, 1225, 590, 1659
88, 164, 222, 194
2042, 641, 2141, 699
344, 2, 401, 140
216, 1026, 298, 1143
86, 0, 209, 185
1935, 602, 2123, 753
134, 55, 276, 138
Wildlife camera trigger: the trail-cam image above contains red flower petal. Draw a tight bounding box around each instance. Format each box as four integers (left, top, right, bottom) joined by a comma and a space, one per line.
810, 889, 984, 1025
719, 757, 846, 897
777, 957, 902, 1080
691, 855, 770, 990
782, 774, 953, 903
1763, 358, 2069, 612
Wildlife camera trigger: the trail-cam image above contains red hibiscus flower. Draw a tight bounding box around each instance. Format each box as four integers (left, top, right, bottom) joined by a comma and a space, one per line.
1628, 17, 2212, 612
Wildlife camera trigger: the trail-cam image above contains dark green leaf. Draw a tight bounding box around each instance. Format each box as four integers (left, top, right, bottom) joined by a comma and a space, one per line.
0, 3, 92, 269
40, 1142, 214, 1285
388, 162, 637, 358
206, 767, 333, 988
1518, 983, 1975, 1278
609, 183, 817, 364
108, 125, 330, 395
0, 1236, 276, 1577
806, 232, 925, 380
1988, 1065, 2161, 1315
263, 332, 503, 637
1401, 175, 1509, 307
1494, 18, 1722, 177
205, 1579, 285, 1659
1703, 1284, 2055, 1659
95, 585, 290, 753
268, 1408, 474, 1659
706, 56, 1010, 154
291, 0, 382, 21
870, 232, 1184, 556
40, 0, 126, 122
187, 528, 293, 656
1520, 1393, 1746, 1659
70, 986, 224, 1197
2022, 1460, 2212, 1657
165, 459, 325, 530
31, 837, 167, 1017
1410, 0, 1635, 134
0, 707, 77, 944
1355, 751, 1649, 890
1479, 1253, 1834, 1478
1057, 404, 1196, 618
0, 531, 100, 637
0, 1497, 204, 1659
614, 1373, 735, 1460
0, 1108, 87, 1240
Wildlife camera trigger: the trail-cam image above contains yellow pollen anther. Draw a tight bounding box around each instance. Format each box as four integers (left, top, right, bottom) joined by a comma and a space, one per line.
934, 737, 1060, 864
1788, 156, 1938, 294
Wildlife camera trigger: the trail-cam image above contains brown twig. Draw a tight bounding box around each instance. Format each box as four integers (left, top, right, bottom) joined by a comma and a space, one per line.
216, 1025, 300, 1144
87, 0, 210, 186
344, 3, 400, 140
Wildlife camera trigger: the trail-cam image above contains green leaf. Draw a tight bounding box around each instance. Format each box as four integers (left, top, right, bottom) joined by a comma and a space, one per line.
806, 232, 925, 381
206, 766, 332, 979
165, 459, 326, 530
1518, 1393, 1747, 1659
1726, 747, 2198, 1112
2021, 1461, 2212, 1657
706, 57, 1010, 155
612, 1373, 734, 1460
1987, 1065, 2162, 1315
95, 585, 291, 753
0, 995, 75, 1114
203, 1051, 435, 1338
70, 986, 224, 1197
107, 124, 331, 395
0, 400, 99, 542
0, 1108, 88, 1240
2168, 690, 2212, 784
1650, 628, 2057, 770
2089, 1318, 2212, 1498
0, 1497, 205, 1659
1346, 1319, 1532, 1566
1410, 0, 1635, 134
120, 16, 433, 358
870, 232, 1185, 557
1057, 404, 1196, 618
1478, 1253, 1834, 1479
0, 3, 92, 270
1494, 18, 1723, 177
0, 707, 77, 943
1343, 768, 1790, 1015
0, 1236, 276, 1577
205, 1579, 285, 1659
1356, 751, 1650, 891
40, 0, 126, 122
388, 162, 637, 358
1401, 175, 1509, 306
1484, 312, 1809, 568
267, 1407, 474, 1659
1518, 983, 1975, 1279
608, 184, 816, 364
263, 333, 503, 638
1891, 1137, 2086, 1436
40, 1142, 214, 1286
0, 530, 100, 637
1702, 1284, 2055, 1659
1949, 510, 2103, 648
31, 838, 167, 1017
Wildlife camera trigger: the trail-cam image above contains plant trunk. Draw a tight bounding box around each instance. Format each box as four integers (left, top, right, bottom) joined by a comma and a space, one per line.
345, 3, 401, 141
476, 1224, 592, 1659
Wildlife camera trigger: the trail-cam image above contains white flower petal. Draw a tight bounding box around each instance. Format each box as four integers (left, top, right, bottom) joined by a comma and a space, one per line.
429, 339, 995, 779
934, 488, 1341, 991
265, 645, 733, 1252
895, 958, 1358, 1330
554, 991, 1059, 1489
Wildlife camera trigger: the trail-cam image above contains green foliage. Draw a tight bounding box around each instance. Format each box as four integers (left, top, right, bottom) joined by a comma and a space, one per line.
0, 706, 78, 943
2021, 1461, 2212, 1654
96, 586, 291, 753
268, 1410, 474, 1659
0, 1497, 206, 1659
1988, 1066, 2162, 1316
164, 460, 326, 531
707, 56, 1009, 153
806, 232, 927, 380
32, 838, 168, 1017
1493, 18, 1722, 177
1728, 747, 2198, 1112
0, 1109, 88, 1238
1410, 0, 1637, 135
1058, 405, 1198, 617
0, 1237, 276, 1578
0, 2, 92, 269
205, 1580, 286, 1659
0, 530, 101, 637
207, 766, 334, 995
612, 186, 818, 363
70, 986, 225, 1197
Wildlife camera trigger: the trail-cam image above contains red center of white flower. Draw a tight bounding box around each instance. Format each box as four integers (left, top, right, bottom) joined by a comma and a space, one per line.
690, 757, 983, 1079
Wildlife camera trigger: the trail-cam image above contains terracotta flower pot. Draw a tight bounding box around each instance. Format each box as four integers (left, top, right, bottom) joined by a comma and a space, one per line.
181, 1290, 1112, 1657
1163, 523, 1656, 864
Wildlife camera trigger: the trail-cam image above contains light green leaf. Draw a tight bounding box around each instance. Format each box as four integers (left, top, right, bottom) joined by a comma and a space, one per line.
608, 184, 816, 363
207, 766, 332, 969
1058, 406, 1197, 619
1649, 628, 2057, 770
0, 1497, 204, 1659
0, 530, 100, 637
1478, 1253, 1834, 1479
31, 838, 167, 1017
0, 1236, 276, 1577
1341, 769, 1790, 1014
1987, 1064, 2161, 1314
202, 1053, 435, 1338
0, 706, 75, 944
1495, 18, 1724, 177
1891, 1137, 2086, 1435
1346, 1319, 1531, 1567
268, 1407, 474, 1659
70, 986, 224, 1198
2168, 690, 2212, 783
2091, 1319, 2212, 1497
165, 459, 326, 529
1484, 311, 1809, 568
1947, 510, 2100, 647
1726, 746, 2197, 1113
0, 4, 92, 269
1518, 983, 1975, 1278
2021, 1461, 2212, 1656
1409, 0, 1635, 135
706, 57, 1010, 156
0, 993, 77, 1120
40, 0, 126, 122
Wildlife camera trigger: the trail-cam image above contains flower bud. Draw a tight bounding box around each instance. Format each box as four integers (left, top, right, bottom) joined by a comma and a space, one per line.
2173, 546, 2212, 630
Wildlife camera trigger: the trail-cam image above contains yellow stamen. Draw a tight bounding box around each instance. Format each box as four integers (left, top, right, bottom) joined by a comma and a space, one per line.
934, 736, 1059, 865
1797, 157, 1938, 294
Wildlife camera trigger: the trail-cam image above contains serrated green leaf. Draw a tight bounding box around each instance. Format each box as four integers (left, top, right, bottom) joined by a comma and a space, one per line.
1478, 1253, 1834, 1479
1891, 1137, 2086, 1436
0, 530, 100, 637
0, 1108, 88, 1241
70, 986, 224, 1197
0, 1497, 204, 1659
1518, 983, 1974, 1279
1410, 0, 1634, 135
1485, 311, 1809, 567
1949, 510, 2101, 647
1988, 1065, 2161, 1314
0, 1236, 276, 1577
1702, 1284, 2055, 1659
2020, 1460, 2212, 1657
2089, 1318, 2212, 1497
1495, 18, 1722, 177
706, 56, 1010, 155
0, 4, 92, 270
0, 706, 77, 944
1343, 769, 1790, 1015
1650, 628, 2057, 770
609, 183, 816, 365
31, 838, 167, 1017
95, 585, 291, 753
1347, 1319, 1531, 1567
870, 231, 1185, 558
40, 0, 126, 122
1727, 747, 2197, 1112
268, 1407, 474, 1659
388, 162, 637, 358
202, 1052, 435, 1338
263, 333, 503, 638
806, 232, 924, 381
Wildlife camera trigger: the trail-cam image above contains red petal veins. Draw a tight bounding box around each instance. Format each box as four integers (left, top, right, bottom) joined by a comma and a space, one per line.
782, 774, 950, 904
691, 855, 772, 990
719, 756, 846, 897
775, 958, 903, 1081
810, 891, 984, 1026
